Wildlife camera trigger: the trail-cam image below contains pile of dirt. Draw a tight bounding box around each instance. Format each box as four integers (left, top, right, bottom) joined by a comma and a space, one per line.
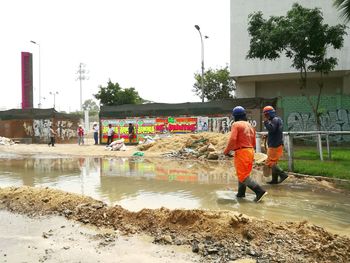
138, 133, 231, 160
139, 133, 267, 164
145, 132, 229, 153
1, 186, 349, 263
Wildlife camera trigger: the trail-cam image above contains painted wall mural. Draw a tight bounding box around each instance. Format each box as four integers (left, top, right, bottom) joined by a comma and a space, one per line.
101, 117, 199, 144
101, 111, 262, 144
287, 109, 350, 141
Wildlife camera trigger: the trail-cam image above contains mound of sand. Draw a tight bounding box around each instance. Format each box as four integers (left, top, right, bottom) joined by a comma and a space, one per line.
139, 133, 268, 163
144, 132, 230, 153
1, 186, 349, 263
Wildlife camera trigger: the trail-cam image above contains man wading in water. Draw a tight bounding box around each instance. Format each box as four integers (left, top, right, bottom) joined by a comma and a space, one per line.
224, 106, 268, 202
263, 105, 288, 184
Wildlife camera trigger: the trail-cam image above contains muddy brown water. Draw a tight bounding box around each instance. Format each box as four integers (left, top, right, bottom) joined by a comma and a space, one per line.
0, 153, 349, 236
0, 210, 199, 263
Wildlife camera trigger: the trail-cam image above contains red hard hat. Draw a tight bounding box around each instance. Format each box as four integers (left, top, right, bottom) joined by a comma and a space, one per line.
263, 105, 275, 113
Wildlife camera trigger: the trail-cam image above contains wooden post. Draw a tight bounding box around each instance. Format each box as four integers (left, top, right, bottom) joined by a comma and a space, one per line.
317, 134, 323, 161
286, 134, 294, 172
326, 134, 331, 160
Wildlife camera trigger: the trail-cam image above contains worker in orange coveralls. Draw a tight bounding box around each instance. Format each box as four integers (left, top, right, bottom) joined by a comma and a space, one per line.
224, 106, 268, 202
263, 106, 288, 184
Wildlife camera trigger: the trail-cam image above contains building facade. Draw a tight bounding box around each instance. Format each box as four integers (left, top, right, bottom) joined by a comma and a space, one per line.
230, 0, 350, 98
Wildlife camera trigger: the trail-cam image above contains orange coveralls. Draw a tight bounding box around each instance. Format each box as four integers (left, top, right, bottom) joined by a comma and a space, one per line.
224, 121, 256, 182
266, 145, 283, 167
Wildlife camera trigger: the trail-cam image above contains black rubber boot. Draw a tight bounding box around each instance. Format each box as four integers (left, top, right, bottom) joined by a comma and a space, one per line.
244, 177, 268, 202
277, 167, 288, 183
273, 165, 288, 184
236, 182, 246, 198
267, 166, 279, 184
251, 184, 268, 202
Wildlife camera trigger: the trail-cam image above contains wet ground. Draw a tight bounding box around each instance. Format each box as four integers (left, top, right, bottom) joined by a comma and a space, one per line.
0, 210, 199, 263
0, 153, 349, 236
1, 186, 349, 263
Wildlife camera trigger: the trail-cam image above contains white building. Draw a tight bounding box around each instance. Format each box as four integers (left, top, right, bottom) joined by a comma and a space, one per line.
230, 0, 350, 98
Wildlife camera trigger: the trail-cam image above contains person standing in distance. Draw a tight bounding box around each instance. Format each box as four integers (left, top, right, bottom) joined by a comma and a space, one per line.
77, 125, 85, 145
224, 106, 268, 202
48, 125, 57, 147
92, 122, 99, 145
128, 123, 135, 144
263, 106, 288, 184
107, 124, 114, 145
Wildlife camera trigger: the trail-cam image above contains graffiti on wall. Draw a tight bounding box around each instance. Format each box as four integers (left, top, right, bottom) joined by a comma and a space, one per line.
208, 117, 230, 133
56, 120, 76, 140
33, 119, 51, 138
23, 119, 76, 141
23, 122, 34, 136
287, 109, 350, 141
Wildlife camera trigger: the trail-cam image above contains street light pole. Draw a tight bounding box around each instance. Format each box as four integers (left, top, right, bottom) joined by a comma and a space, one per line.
49, 91, 59, 109
194, 25, 208, 103
30, 40, 41, 108
76, 63, 88, 111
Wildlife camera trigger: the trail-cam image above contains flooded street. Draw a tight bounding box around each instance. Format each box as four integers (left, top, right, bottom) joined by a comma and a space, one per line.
0, 153, 349, 236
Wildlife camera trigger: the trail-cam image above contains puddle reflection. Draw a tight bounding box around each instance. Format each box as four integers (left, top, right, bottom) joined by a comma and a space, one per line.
0, 156, 349, 236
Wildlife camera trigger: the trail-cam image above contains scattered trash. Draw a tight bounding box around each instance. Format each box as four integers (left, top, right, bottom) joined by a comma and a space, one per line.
0, 137, 15, 145
132, 151, 144, 157
105, 138, 127, 151
137, 135, 158, 151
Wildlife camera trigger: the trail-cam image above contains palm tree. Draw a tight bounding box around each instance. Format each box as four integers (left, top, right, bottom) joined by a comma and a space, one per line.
334, 0, 350, 23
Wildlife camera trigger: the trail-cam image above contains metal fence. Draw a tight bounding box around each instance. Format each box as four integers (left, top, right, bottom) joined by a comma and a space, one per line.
256, 131, 350, 172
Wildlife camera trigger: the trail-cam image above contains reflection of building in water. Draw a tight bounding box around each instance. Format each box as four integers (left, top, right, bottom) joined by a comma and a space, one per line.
0, 157, 103, 197
99, 158, 235, 184
100, 158, 156, 178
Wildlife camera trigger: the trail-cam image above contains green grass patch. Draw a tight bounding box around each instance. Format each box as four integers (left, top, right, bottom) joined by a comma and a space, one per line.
279, 147, 350, 180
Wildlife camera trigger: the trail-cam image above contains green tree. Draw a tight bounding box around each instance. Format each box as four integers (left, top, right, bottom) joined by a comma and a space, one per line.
193, 66, 235, 101
247, 3, 347, 129
82, 99, 99, 111
334, 0, 350, 23
94, 80, 144, 106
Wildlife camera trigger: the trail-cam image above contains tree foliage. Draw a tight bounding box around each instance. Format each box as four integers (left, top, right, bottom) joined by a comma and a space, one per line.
334, 0, 350, 23
82, 99, 99, 111
247, 3, 347, 129
94, 80, 144, 106
193, 66, 235, 101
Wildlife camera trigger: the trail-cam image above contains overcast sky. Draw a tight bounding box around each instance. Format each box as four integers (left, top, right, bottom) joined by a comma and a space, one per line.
0, 0, 230, 112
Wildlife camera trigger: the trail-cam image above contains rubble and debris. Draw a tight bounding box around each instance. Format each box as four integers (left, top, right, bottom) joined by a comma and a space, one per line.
105, 138, 127, 151
0, 137, 15, 146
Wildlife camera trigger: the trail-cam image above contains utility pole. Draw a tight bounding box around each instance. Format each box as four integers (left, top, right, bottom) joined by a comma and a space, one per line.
49, 91, 59, 109
76, 63, 89, 111
194, 25, 209, 103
